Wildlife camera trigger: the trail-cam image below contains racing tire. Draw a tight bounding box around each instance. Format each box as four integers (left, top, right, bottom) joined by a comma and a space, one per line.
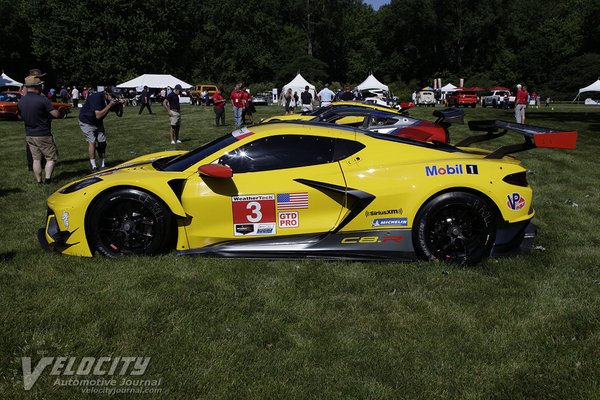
87, 189, 174, 257
413, 192, 496, 264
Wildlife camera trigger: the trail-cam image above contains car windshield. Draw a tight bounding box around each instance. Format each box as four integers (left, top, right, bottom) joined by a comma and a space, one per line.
155, 134, 238, 172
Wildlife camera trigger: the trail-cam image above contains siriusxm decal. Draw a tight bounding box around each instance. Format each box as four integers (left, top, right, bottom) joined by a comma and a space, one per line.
372, 218, 408, 227
425, 164, 478, 176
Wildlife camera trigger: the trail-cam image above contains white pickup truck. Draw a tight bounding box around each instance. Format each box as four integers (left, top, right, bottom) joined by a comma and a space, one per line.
481, 90, 515, 108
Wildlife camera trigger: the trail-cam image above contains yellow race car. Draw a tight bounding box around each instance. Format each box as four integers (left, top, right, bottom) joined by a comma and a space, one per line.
39, 120, 576, 263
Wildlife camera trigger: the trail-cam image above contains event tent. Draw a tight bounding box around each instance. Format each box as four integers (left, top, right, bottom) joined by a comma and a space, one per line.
116, 74, 192, 90
281, 73, 316, 99
0, 72, 22, 88
440, 83, 457, 92
573, 79, 600, 102
356, 74, 389, 92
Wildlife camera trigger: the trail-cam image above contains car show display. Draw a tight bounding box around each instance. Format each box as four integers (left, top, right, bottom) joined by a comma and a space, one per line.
39, 119, 577, 264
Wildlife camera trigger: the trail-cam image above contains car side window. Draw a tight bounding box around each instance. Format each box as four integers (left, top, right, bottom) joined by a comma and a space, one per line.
219, 135, 362, 173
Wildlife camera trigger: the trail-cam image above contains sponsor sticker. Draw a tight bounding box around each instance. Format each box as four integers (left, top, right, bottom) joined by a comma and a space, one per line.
232, 194, 277, 236
506, 192, 526, 211
372, 217, 408, 227
365, 208, 403, 217
231, 127, 254, 140
425, 163, 479, 176
278, 211, 299, 228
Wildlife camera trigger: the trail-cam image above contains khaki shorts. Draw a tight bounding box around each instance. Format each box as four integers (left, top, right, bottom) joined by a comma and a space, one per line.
79, 121, 106, 143
169, 110, 181, 126
27, 135, 58, 161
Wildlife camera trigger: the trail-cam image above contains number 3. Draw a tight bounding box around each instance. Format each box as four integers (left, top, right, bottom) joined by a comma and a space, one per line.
246, 201, 262, 223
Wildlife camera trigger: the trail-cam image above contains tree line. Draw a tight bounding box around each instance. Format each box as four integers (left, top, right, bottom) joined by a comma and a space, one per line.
1, 0, 599, 99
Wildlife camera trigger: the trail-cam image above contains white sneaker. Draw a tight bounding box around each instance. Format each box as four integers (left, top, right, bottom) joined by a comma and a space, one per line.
171, 140, 176, 144
176, 139, 181, 143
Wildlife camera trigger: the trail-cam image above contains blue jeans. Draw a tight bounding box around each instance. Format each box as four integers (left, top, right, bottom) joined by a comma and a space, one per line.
233, 106, 243, 127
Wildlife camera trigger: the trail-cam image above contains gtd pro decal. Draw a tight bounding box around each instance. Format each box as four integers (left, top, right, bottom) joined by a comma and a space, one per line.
506, 192, 526, 211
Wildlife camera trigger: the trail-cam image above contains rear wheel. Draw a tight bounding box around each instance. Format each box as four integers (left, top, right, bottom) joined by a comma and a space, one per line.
87, 189, 174, 257
413, 192, 496, 264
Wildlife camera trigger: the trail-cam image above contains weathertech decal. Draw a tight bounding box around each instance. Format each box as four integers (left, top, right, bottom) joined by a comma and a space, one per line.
425, 164, 479, 176
506, 192, 526, 211
232, 194, 277, 236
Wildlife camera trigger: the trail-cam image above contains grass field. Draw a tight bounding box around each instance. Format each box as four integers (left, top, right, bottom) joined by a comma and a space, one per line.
1, 102, 600, 399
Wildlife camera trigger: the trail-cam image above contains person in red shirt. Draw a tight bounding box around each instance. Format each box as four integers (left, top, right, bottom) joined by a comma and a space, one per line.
212, 88, 226, 126
515, 84, 529, 124
230, 84, 245, 128
241, 86, 253, 124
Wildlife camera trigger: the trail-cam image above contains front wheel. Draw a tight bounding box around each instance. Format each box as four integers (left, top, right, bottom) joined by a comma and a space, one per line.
413, 192, 496, 264
87, 189, 174, 257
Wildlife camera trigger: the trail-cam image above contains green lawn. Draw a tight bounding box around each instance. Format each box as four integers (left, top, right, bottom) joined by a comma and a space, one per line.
1, 103, 600, 399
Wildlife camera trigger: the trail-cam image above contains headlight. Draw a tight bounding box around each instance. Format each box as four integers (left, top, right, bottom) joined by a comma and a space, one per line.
59, 177, 102, 194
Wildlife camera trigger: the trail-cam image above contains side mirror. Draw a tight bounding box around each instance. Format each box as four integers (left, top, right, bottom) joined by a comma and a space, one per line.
198, 164, 233, 179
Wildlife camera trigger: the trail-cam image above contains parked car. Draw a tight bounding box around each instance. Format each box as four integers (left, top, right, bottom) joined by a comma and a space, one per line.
39, 120, 576, 263
0, 91, 72, 119
190, 84, 218, 105
416, 90, 436, 107
481, 90, 515, 108
251, 94, 269, 106
447, 90, 478, 108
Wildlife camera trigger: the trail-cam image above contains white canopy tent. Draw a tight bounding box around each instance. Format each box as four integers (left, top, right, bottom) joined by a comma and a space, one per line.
116, 74, 193, 90
281, 73, 316, 99
356, 74, 389, 92
573, 79, 600, 102
441, 83, 457, 92
0, 72, 23, 88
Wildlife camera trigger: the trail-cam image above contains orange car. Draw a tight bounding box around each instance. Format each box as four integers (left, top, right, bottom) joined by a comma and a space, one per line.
0, 91, 72, 119
447, 89, 478, 108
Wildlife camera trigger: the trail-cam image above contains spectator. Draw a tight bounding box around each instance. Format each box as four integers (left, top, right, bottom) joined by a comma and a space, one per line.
59, 86, 69, 103
200, 89, 207, 106
212, 88, 226, 126
24, 68, 47, 171
71, 86, 80, 108
293, 91, 299, 112
318, 84, 335, 107
17, 75, 60, 183
163, 84, 182, 144
514, 84, 528, 124
230, 84, 245, 128
412, 91, 417, 103
241, 86, 254, 124
545, 97, 551, 107
281, 88, 295, 115
79, 86, 124, 171
138, 85, 153, 115
340, 85, 356, 101
300, 85, 313, 112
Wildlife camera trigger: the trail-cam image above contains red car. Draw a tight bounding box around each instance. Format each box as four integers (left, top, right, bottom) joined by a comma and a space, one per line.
0, 91, 72, 119
447, 89, 478, 108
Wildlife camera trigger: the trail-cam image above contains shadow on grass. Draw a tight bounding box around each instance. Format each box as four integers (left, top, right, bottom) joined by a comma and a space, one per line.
0, 251, 16, 262
531, 111, 600, 124
0, 188, 24, 197
58, 158, 89, 166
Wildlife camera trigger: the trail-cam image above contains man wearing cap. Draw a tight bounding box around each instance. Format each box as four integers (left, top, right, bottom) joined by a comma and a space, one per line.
515, 84, 529, 124
18, 75, 60, 184
163, 84, 182, 144
79, 86, 124, 171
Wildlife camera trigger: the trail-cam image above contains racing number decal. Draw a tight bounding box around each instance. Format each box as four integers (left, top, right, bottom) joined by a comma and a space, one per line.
246, 201, 263, 223
232, 195, 276, 236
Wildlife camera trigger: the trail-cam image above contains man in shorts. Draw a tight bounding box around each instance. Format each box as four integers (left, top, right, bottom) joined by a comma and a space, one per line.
163, 84, 182, 144
18, 75, 60, 184
79, 86, 124, 171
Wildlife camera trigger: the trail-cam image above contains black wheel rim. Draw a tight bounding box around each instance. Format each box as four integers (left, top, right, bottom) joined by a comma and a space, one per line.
424, 204, 489, 262
98, 200, 157, 254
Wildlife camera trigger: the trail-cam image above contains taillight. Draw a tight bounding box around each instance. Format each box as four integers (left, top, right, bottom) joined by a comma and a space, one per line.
503, 172, 528, 187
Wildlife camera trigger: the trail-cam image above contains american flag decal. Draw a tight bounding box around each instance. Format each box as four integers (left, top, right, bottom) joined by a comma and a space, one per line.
277, 192, 309, 209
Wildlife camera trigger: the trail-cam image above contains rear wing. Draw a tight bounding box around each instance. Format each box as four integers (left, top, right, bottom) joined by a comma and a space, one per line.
456, 120, 577, 159
433, 107, 464, 125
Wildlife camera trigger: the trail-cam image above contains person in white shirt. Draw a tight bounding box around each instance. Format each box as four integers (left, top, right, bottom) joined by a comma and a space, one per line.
318, 84, 335, 107
71, 86, 80, 108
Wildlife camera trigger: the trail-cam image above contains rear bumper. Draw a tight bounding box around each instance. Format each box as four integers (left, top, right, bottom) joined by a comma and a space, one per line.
491, 221, 537, 257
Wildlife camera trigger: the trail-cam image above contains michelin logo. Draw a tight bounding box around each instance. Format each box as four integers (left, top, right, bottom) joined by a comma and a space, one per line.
425, 164, 478, 176
372, 218, 408, 227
